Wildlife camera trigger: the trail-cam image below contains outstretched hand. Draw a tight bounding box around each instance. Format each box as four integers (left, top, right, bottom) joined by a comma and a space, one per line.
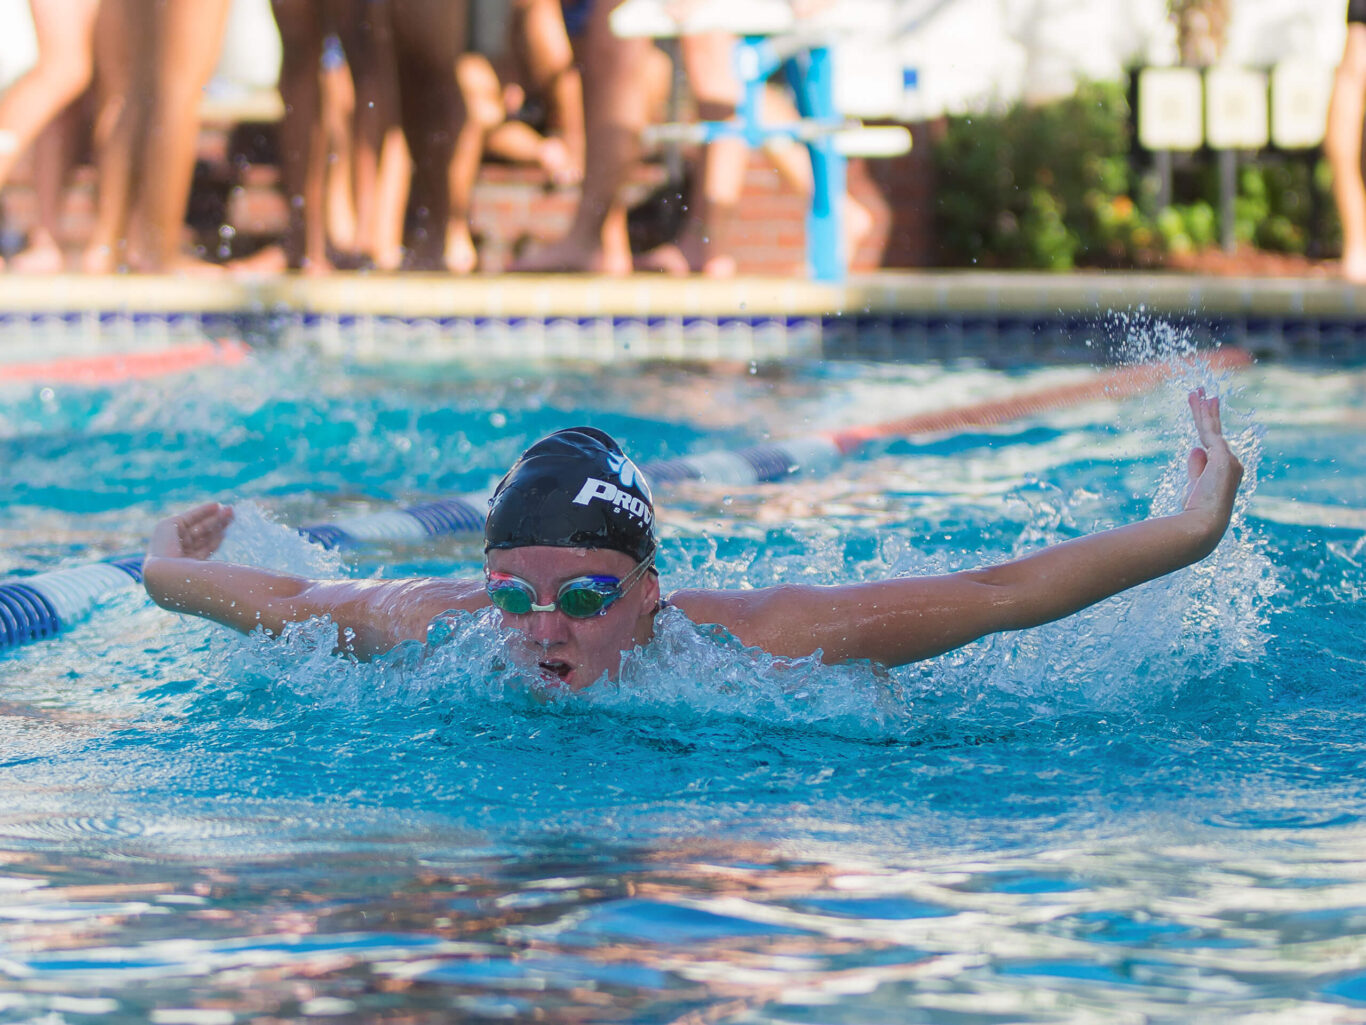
148, 502, 234, 561
1182, 389, 1243, 531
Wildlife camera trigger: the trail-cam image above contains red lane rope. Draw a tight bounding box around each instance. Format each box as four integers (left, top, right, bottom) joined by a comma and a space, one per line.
0, 338, 250, 385
822, 347, 1253, 454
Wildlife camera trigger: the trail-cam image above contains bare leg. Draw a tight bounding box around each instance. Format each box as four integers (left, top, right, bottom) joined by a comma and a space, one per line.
9, 101, 82, 272
337, 0, 407, 269
370, 125, 410, 269
83, 0, 149, 272
0, 0, 98, 191
132, 0, 232, 272
446, 53, 505, 273
513, 0, 655, 273
389, 0, 466, 270
511, 0, 584, 180
321, 37, 358, 255
262, 0, 329, 272
672, 30, 745, 276
1328, 22, 1366, 283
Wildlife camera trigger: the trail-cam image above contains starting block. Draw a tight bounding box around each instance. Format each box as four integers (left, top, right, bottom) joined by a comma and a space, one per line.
610, 0, 912, 281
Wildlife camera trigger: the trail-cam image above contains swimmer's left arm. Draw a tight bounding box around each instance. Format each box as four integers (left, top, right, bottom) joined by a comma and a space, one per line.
673, 390, 1244, 667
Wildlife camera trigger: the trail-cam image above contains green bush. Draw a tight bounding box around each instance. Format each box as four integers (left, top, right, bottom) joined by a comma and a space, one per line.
931, 78, 1337, 269
932, 81, 1147, 270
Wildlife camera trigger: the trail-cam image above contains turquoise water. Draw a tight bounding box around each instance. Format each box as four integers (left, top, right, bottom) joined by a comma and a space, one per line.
0, 331, 1363, 1022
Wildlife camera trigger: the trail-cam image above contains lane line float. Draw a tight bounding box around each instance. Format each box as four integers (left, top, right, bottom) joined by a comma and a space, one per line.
0, 339, 250, 386
645, 346, 1253, 485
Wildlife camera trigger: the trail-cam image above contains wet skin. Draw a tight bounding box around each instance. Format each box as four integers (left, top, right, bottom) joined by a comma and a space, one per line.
483, 545, 660, 690
143, 391, 1243, 679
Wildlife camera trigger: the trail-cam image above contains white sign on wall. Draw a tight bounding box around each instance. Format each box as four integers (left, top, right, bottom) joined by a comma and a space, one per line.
1206, 66, 1269, 149
1270, 60, 1333, 149
1137, 67, 1204, 150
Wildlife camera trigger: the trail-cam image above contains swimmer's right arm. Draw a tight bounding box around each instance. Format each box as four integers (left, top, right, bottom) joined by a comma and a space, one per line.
142, 502, 487, 658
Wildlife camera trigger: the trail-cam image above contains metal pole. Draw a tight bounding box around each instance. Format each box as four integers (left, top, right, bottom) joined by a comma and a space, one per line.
1155, 149, 1173, 210
1219, 149, 1237, 254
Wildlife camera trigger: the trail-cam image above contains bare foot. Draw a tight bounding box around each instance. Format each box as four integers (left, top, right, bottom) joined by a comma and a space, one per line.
537, 136, 583, 187
672, 229, 738, 277
1342, 246, 1366, 284
80, 243, 122, 274
226, 244, 288, 275
699, 252, 736, 277
8, 236, 65, 273
228, 243, 335, 276
633, 243, 691, 275
371, 244, 405, 272
512, 236, 633, 275
444, 224, 478, 274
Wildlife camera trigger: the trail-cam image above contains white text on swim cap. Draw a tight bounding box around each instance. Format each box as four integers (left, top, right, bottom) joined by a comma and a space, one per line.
572, 477, 653, 526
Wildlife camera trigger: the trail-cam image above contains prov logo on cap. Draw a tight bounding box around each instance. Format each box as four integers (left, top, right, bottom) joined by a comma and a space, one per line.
571, 477, 653, 527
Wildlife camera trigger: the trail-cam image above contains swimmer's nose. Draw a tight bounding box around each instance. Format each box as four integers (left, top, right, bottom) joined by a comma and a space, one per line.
525, 608, 571, 646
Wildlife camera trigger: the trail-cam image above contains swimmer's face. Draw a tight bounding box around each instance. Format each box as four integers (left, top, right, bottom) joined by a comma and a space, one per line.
483, 545, 660, 690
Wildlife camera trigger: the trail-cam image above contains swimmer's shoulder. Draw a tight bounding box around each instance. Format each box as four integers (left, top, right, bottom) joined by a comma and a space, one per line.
378, 575, 488, 643
664, 584, 837, 658
664, 587, 759, 633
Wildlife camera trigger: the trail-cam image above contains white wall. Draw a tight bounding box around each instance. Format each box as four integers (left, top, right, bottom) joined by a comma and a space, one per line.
893, 0, 1347, 118
212, 0, 282, 92
0, 0, 35, 91
0, 0, 280, 93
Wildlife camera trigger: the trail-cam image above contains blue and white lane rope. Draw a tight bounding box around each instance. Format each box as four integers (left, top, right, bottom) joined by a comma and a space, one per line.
299, 496, 489, 548
296, 436, 844, 549
642, 435, 843, 487
0, 555, 143, 652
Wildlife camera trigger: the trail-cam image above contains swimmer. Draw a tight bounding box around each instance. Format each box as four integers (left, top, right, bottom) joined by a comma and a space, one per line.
143, 390, 1243, 690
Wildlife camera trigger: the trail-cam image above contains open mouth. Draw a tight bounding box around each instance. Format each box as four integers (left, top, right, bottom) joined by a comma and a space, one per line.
538, 660, 572, 682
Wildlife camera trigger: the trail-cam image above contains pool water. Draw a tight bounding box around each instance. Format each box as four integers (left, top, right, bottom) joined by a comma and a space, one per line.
0, 329, 1363, 1023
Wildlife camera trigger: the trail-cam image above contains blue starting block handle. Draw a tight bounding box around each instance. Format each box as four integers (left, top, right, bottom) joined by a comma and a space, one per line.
685, 36, 848, 281
731, 36, 846, 280
785, 43, 845, 282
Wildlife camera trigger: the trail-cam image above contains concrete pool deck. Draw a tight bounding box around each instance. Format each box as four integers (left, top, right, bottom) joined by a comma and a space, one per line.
0, 270, 1363, 364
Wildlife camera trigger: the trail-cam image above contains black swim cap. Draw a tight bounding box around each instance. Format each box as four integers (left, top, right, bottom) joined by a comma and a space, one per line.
484, 427, 656, 562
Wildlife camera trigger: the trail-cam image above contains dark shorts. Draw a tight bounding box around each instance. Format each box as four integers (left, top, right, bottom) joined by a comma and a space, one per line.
1352, 0, 1366, 25
562, 0, 592, 38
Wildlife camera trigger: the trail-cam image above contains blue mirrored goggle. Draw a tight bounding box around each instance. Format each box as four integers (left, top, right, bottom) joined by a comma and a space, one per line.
485, 553, 654, 619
